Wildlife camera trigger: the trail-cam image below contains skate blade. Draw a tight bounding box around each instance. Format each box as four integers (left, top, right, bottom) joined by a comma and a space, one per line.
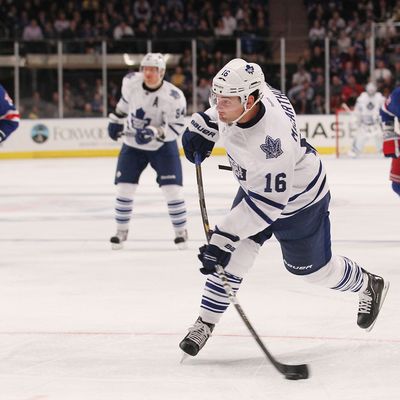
366, 280, 390, 332
111, 242, 124, 250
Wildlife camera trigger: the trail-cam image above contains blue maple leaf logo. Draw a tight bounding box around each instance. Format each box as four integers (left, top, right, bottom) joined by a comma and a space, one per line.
135, 107, 146, 119
245, 64, 254, 74
260, 136, 283, 159
129, 107, 151, 130
170, 89, 180, 99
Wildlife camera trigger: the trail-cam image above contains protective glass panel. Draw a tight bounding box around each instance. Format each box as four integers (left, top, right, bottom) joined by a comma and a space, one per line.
63, 39, 104, 117
18, 39, 59, 119
286, 37, 327, 115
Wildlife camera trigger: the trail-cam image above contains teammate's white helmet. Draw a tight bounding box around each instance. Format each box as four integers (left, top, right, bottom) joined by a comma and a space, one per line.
366, 82, 377, 96
140, 52, 166, 81
211, 58, 265, 106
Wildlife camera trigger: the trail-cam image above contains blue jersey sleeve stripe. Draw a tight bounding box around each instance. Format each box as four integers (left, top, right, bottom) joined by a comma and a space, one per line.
289, 160, 323, 202
244, 196, 274, 225
248, 190, 285, 210
282, 177, 327, 216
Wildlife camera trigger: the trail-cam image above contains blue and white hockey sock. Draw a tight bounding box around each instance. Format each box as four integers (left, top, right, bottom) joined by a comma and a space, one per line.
167, 199, 187, 233
303, 255, 365, 292
199, 272, 243, 324
114, 183, 137, 231
161, 185, 187, 234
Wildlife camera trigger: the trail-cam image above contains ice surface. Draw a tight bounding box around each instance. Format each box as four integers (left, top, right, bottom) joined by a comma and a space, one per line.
0, 155, 399, 400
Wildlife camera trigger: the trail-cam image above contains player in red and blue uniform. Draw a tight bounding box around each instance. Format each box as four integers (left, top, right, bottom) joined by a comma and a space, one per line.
380, 87, 400, 197
0, 84, 20, 143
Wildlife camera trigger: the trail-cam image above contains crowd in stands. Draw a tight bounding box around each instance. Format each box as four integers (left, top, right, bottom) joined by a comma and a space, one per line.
0, 0, 269, 117
1, 0, 399, 117
287, 0, 400, 115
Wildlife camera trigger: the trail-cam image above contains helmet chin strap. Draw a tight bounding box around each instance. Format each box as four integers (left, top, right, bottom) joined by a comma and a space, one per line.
227, 97, 262, 126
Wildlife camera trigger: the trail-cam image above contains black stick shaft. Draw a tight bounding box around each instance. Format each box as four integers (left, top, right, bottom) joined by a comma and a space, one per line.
193, 152, 309, 379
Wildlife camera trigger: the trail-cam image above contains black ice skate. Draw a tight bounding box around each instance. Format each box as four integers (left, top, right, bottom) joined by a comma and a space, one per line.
174, 229, 188, 250
357, 271, 389, 331
110, 229, 128, 250
179, 317, 214, 356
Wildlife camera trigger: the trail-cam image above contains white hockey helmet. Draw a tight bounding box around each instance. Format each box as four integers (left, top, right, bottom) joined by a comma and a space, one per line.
140, 52, 166, 82
211, 58, 265, 107
366, 82, 377, 96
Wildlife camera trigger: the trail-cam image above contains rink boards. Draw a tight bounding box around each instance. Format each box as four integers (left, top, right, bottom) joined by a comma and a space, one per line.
0, 114, 358, 159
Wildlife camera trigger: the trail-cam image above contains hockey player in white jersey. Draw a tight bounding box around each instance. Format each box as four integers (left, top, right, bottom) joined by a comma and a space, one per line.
348, 82, 385, 157
179, 58, 389, 357
108, 53, 188, 249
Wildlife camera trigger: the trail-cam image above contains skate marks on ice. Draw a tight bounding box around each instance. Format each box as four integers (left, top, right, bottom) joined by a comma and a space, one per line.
0, 156, 399, 399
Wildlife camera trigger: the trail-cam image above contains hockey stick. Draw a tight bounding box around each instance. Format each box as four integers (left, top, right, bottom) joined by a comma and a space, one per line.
194, 153, 309, 380
218, 164, 233, 171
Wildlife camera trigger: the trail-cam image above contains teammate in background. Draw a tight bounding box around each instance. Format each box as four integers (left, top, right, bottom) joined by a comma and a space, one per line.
179, 58, 389, 357
0, 84, 20, 143
348, 82, 385, 157
380, 86, 400, 197
107, 53, 188, 249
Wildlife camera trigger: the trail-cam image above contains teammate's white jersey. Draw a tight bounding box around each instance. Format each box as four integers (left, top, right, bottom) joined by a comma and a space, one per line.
116, 72, 186, 151
190, 85, 329, 239
354, 91, 385, 126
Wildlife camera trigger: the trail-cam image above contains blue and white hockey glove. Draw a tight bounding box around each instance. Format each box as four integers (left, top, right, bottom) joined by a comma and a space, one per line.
198, 227, 239, 275
135, 126, 160, 145
182, 128, 215, 163
108, 113, 124, 141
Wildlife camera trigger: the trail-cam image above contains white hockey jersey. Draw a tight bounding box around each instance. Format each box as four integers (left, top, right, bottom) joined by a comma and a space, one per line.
116, 72, 187, 151
354, 91, 385, 126
189, 85, 329, 239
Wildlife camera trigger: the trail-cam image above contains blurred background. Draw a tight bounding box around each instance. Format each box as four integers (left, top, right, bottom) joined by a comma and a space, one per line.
1, 0, 400, 119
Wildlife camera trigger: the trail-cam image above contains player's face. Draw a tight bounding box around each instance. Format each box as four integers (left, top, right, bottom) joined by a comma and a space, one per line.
214, 95, 243, 123
142, 66, 161, 87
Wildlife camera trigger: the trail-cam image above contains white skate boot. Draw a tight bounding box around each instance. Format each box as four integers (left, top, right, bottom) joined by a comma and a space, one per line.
110, 229, 128, 250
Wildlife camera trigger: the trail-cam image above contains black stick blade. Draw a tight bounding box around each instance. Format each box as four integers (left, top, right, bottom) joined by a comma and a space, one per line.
280, 363, 310, 380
